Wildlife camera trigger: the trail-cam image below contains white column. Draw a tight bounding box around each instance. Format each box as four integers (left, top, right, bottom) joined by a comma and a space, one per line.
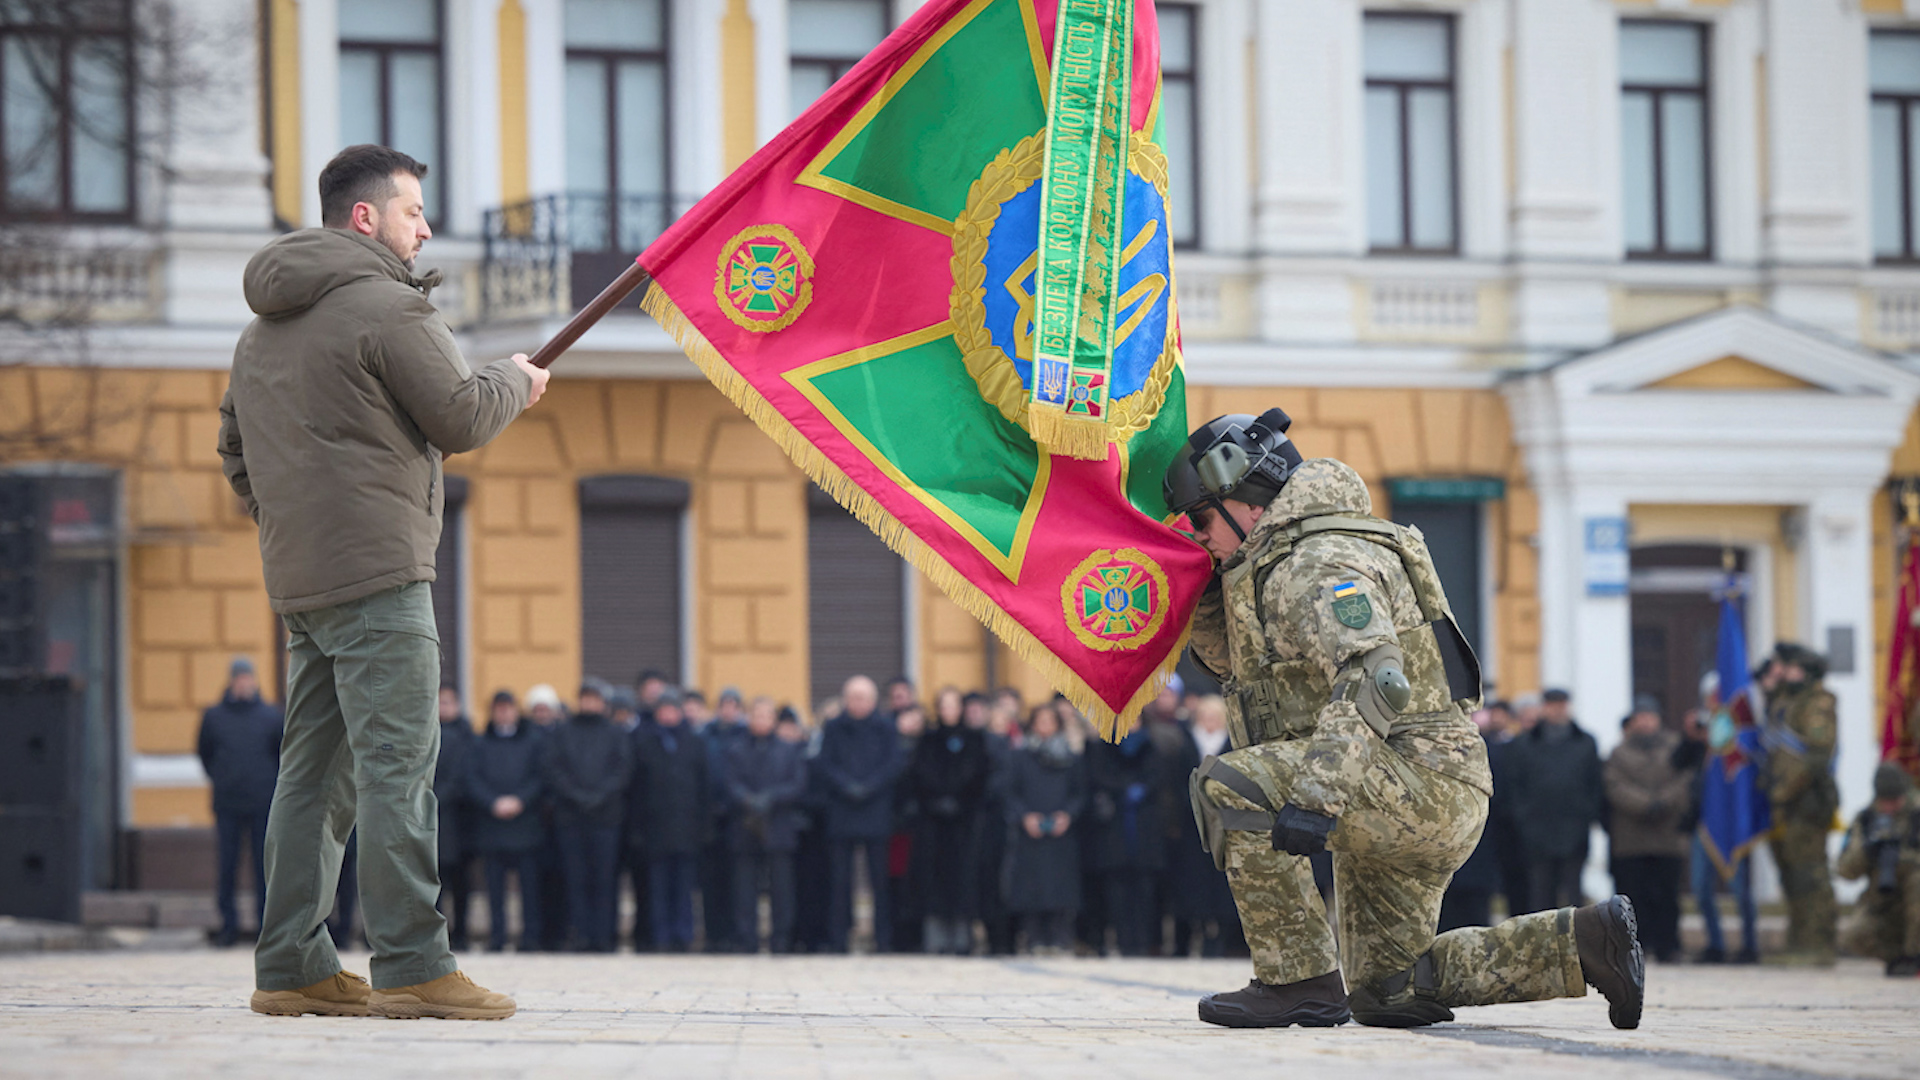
751, 0, 788, 148
1533, 479, 1578, 693
298, 0, 341, 226
1251, 0, 1362, 256
675, 0, 725, 196
1762, 0, 1870, 267
1506, 0, 1615, 350
447, 0, 503, 237
1454, 0, 1508, 261
1572, 488, 1632, 757
1710, 1, 1763, 268
161, 0, 275, 231
158, 0, 278, 327
1196, 0, 1253, 257
1508, 0, 1615, 260
1804, 488, 1878, 818
524, 0, 567, 195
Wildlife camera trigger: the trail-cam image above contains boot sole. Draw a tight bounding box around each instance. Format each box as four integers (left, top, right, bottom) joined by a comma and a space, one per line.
1197, 1001, 1351, 1029
249, 992, 370, 1018
369, 1001, 516, 1021
1593, 896, 1645, 1031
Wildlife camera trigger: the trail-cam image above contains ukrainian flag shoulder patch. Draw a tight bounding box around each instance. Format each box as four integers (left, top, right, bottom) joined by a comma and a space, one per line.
1329, 580, 1372, 629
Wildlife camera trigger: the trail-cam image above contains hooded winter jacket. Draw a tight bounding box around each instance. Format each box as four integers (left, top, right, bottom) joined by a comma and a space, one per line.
218, 229, 530, 613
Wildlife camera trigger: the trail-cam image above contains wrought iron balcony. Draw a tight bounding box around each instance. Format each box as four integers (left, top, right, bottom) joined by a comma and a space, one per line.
0, 234, 158, 324
480, 193, 691, 321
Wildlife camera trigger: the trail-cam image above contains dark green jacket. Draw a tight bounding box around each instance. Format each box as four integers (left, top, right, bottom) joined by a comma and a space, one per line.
218, 229, 529, 613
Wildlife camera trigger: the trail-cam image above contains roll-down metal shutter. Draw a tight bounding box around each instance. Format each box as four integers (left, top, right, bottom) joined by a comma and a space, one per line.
579, 475, 690, 686
807, 487, 905, 705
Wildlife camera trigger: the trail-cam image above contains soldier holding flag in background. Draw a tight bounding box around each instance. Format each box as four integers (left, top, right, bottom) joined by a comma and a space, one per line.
1691, 569, 1769, 965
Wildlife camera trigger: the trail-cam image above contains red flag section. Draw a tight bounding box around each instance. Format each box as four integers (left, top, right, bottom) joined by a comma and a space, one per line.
637, 0, 1211, 736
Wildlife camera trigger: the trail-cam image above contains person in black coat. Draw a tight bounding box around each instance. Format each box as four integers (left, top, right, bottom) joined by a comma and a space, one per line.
970, 693, 1017, 955
1002, 703, 1085, 953
1085, 719, 1169, 956
784, 706, 834, 953
1166, 695, 1240, 956
195, 656, 282, 947
1439, 703, 1508, 931
725, 697, 808, 952
539, 679, 632, 951
629, 690, 710, 951
909, 688, 989, 954
434, 685, 478, 950
700, 687, 748, 953
815, 675, 903, 953
469, 691, 546, 951
1504, 689, 1605, 911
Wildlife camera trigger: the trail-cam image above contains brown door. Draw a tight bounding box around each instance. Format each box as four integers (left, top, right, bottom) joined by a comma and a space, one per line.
1629, 544, 1746, 728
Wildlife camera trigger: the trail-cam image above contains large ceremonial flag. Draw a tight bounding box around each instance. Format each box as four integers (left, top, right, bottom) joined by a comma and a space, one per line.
1882, 501, 1920, 779
1698, 578, 1770, 878
635, 0, 1212, 734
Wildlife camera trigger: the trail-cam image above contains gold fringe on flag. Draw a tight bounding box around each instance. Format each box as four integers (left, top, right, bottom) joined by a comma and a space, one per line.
642, 285, 1184, 739
1025, 406, 1115, 462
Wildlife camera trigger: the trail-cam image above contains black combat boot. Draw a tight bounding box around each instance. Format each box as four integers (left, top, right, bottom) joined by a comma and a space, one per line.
1886, 956, 1920, 977
1197, 970, 1350, 1028
1575, 894, 1645, 1030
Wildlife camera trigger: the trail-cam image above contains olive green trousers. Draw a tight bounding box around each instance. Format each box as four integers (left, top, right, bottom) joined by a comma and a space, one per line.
255, 582, 456, 991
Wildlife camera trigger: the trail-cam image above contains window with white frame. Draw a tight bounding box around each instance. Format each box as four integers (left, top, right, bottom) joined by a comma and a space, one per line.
788, 0, 887, 121
1159, 2, 1199, 248
1620, 20, 1710, 259
1872, 30, 1920, 262
1364, 13, 1457, 254
338, 0, 443, 222
564, 0, 671, 253
0, 1, 133, 220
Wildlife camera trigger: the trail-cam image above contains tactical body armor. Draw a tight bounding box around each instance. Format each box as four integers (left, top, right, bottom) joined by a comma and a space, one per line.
1189, 459, 1489, 798
1215, 512, 1480, 754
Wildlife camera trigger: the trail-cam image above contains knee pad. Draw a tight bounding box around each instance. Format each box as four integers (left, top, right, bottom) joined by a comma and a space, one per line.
1348, 952, 1454, 1028
1189, 756, 1277, 872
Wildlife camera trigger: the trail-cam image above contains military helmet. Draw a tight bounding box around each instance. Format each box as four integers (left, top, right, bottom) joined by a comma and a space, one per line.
1773, 641, 1828, 683
1874, 761, 1915, 801
1163, 409, 1304, 530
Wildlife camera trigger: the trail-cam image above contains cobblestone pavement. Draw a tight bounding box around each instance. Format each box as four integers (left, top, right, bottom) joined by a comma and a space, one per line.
1, 951, 1915, 1079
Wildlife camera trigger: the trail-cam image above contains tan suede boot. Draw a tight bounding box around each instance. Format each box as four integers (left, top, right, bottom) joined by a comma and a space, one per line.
250, 971, 372, 1017
369, 971, 516, 1020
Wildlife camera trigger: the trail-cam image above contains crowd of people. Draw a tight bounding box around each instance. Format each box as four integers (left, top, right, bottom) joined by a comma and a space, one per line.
196, 646, 1919, 970
1441, 642, 1920, 976
365, 671, 1248, 957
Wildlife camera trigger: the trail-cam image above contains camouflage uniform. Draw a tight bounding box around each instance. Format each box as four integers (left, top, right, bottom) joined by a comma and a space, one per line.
1764, 681, 1839, 960
1188, 459, 1587, 1013
1836, 792, 1920, 961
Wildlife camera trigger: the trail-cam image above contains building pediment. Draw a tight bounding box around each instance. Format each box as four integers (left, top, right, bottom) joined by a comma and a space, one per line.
1503, 306, 1920, 501
1542, 306, 1919, 399
1642, 356, 1822, 392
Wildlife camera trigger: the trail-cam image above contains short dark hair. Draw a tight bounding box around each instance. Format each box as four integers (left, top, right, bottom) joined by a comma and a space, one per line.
319, 144, 428, 228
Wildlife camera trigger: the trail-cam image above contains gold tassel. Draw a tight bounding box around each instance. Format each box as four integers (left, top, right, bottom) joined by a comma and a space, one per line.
1025, 405, 1114, 462
642, 285, 1179, 740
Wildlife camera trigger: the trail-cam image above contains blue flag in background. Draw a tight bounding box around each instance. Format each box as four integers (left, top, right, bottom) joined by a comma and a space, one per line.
1699, 579, 1770, 879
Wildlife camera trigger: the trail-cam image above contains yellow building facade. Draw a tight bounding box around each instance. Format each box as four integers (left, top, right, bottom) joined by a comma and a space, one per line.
7, 0, 1920, 874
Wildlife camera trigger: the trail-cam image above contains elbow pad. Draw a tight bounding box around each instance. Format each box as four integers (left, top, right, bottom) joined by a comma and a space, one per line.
1334, 643, 1412, 740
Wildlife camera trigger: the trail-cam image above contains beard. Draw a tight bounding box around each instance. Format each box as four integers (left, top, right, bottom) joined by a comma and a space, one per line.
376, 221, 419, 270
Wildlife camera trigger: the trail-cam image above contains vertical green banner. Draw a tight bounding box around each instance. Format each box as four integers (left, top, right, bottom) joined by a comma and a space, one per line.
1029, 0, 1132, 461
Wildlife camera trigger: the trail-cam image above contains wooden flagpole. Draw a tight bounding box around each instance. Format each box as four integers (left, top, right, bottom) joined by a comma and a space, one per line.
527, 259, 653, 369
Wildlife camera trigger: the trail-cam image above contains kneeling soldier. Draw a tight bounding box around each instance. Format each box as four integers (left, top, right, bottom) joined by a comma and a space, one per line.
1167, 410, 1644, 1029
1837, 763, 1920, 976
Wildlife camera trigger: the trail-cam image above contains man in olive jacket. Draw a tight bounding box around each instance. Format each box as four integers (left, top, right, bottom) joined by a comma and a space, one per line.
220, 145, 548, 1021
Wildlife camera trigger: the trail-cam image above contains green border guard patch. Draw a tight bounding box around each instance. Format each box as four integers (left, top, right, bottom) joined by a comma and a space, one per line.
1331, 581, 1372, 629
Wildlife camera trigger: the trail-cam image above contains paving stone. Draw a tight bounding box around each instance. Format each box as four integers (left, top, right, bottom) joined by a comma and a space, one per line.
0, 950, 1914, 1079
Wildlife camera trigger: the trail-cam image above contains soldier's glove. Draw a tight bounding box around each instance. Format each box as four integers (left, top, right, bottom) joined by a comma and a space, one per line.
1271, 804, 1337, 856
